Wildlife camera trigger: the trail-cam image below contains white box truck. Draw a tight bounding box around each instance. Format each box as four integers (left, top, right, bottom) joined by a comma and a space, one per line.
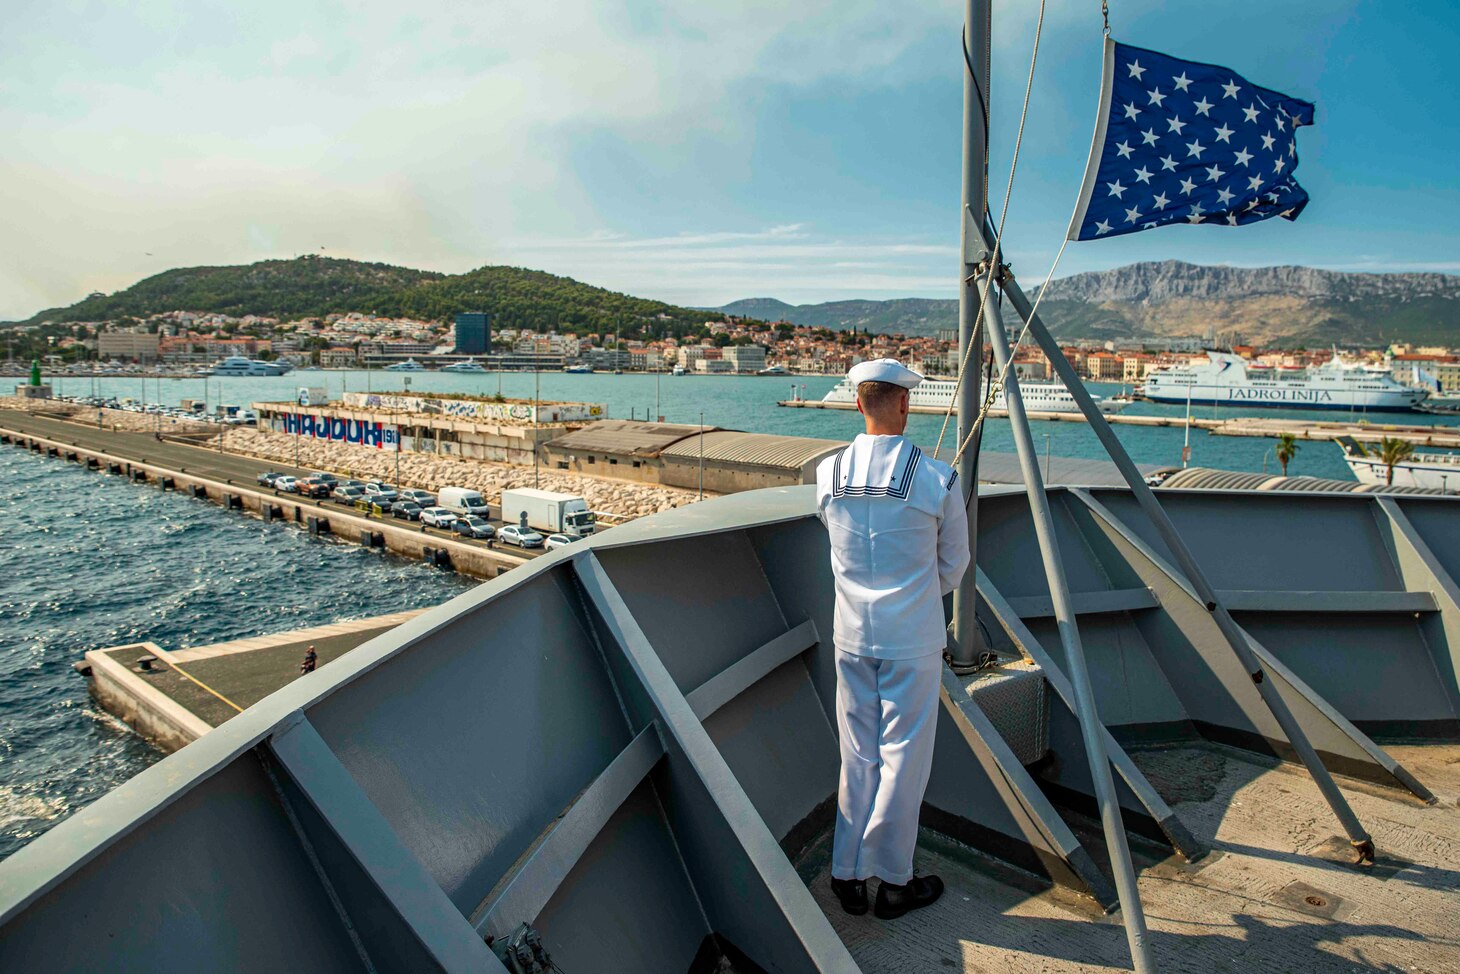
437, 486, 492, 517
500, 488, 597, 538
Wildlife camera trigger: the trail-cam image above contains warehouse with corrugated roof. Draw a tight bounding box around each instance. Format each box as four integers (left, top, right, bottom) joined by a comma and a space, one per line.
542, 420, 845, 492
659, 430, 846, 493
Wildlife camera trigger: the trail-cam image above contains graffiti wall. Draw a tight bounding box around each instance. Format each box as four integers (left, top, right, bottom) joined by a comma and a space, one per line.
341, 392, 604, 423
278, 412, 400, 449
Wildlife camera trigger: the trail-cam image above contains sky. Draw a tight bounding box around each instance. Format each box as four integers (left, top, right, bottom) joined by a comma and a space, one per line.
3, 0, 1458, 320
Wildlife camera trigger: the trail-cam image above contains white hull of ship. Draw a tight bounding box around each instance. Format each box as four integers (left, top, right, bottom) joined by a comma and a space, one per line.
1144, 384, 1424, 412
1344, 452, 1460, 491
821, 378, 1125, 415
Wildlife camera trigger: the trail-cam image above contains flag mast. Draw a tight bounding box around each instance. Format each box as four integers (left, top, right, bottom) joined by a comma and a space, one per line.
952, 0, 991, 666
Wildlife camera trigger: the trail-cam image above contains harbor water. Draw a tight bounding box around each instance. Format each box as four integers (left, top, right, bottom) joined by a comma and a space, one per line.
0, 446, 475, 860
7, 369, 1456, 859
49, 370, 1460, 481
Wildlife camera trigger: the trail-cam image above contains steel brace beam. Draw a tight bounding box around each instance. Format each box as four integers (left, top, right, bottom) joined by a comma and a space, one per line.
989, 251, 1375, 864
977, 270, 1155, 974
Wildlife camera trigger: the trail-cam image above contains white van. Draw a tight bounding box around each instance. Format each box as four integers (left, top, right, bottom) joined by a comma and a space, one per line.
437, 486, 491, 518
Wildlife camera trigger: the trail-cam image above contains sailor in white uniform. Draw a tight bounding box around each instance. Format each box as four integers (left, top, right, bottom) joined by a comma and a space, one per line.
815, 358, 971, 920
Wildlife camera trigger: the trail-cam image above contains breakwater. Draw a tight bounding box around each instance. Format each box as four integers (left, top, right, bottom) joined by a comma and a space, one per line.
0, 412, 537, 580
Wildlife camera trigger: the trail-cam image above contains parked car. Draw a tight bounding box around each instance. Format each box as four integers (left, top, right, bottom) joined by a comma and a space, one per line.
295, 478, 332, 498
498, 525, 545, 549
354, 498, 390, 517
309, 472, 340, 487
452, 516, 495, 539
544, 533, 576, 550
257, 471, 285, 487
339, 479, 367, 490
419, 507, 458, 529
274, 476, 299, 493
331, 485, 365, 504
398, 489, 435, 506
391, 501, 423, 521
363, 482, 400, 505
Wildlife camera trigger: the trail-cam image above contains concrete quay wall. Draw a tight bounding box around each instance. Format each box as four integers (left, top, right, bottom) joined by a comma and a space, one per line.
0, 423, 527, 581
84, 642, 213, 752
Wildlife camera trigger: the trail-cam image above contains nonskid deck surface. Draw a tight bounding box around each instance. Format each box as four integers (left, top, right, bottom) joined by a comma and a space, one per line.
806, 745, 1460, 973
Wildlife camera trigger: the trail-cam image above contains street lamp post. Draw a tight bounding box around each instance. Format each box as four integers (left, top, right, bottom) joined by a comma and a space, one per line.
400, 377, 411, 487
698, 410, 705, 500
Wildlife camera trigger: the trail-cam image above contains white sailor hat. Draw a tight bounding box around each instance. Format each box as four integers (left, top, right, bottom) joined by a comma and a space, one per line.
847, 358, 924, 390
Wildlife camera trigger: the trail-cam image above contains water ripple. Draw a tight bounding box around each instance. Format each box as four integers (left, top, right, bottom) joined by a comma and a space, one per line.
0, 448, 474, 860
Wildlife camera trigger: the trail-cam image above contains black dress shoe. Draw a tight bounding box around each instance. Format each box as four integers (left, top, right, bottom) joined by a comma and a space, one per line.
830, 877, 868, 915
874, 874, 944, 919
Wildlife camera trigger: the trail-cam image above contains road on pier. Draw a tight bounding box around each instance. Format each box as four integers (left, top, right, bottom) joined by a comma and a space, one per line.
0, 409, 547, 560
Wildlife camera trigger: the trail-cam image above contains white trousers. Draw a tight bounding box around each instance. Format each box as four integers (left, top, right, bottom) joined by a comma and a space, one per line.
831, 649, 942, 885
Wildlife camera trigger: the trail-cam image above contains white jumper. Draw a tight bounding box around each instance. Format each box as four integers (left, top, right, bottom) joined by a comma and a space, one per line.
816, 433, 971, 884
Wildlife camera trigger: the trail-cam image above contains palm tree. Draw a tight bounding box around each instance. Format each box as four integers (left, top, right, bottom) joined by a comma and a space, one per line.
1274, 433, 1300, 477
1378, 436, 1415, 485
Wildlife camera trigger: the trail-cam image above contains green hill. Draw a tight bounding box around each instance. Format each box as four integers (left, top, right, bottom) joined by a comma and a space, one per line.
15, 257, 726, 339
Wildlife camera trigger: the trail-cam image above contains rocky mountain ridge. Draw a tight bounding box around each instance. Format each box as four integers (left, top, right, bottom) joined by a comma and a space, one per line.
719, 261, 1460, 345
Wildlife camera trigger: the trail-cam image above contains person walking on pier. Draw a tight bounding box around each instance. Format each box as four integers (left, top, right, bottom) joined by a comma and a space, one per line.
815, 359, 970, 920
299, 645, 317, 675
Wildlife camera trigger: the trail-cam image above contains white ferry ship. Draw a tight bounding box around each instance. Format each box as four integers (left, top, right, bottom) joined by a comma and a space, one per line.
208, 356, 293, 377
821, 375, 1127, 415
1142, 351, 1426, 412
1338, 438, 1460, 491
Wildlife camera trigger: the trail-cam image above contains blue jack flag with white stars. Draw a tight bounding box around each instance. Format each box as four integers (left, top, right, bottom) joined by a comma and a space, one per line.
1068, 39, 1315, 241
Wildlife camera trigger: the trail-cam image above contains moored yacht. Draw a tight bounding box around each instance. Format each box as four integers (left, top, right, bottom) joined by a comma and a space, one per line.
441, 359, 487, 373
383, 359, 426, 372
208, 356, 292, 377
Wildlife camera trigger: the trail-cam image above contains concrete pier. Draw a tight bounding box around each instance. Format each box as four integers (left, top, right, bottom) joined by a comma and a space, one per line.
82, 611, 427, 752
0, 409, 533, 580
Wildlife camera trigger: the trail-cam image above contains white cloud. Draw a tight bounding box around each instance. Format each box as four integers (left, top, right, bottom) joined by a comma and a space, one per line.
1, 0, 977, 318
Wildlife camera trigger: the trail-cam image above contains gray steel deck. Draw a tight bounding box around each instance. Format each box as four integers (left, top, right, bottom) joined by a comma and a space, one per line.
1, 484, 1458, 972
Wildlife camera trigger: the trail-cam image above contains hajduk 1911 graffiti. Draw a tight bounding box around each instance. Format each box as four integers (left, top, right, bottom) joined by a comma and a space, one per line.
280, 413, 399, 449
